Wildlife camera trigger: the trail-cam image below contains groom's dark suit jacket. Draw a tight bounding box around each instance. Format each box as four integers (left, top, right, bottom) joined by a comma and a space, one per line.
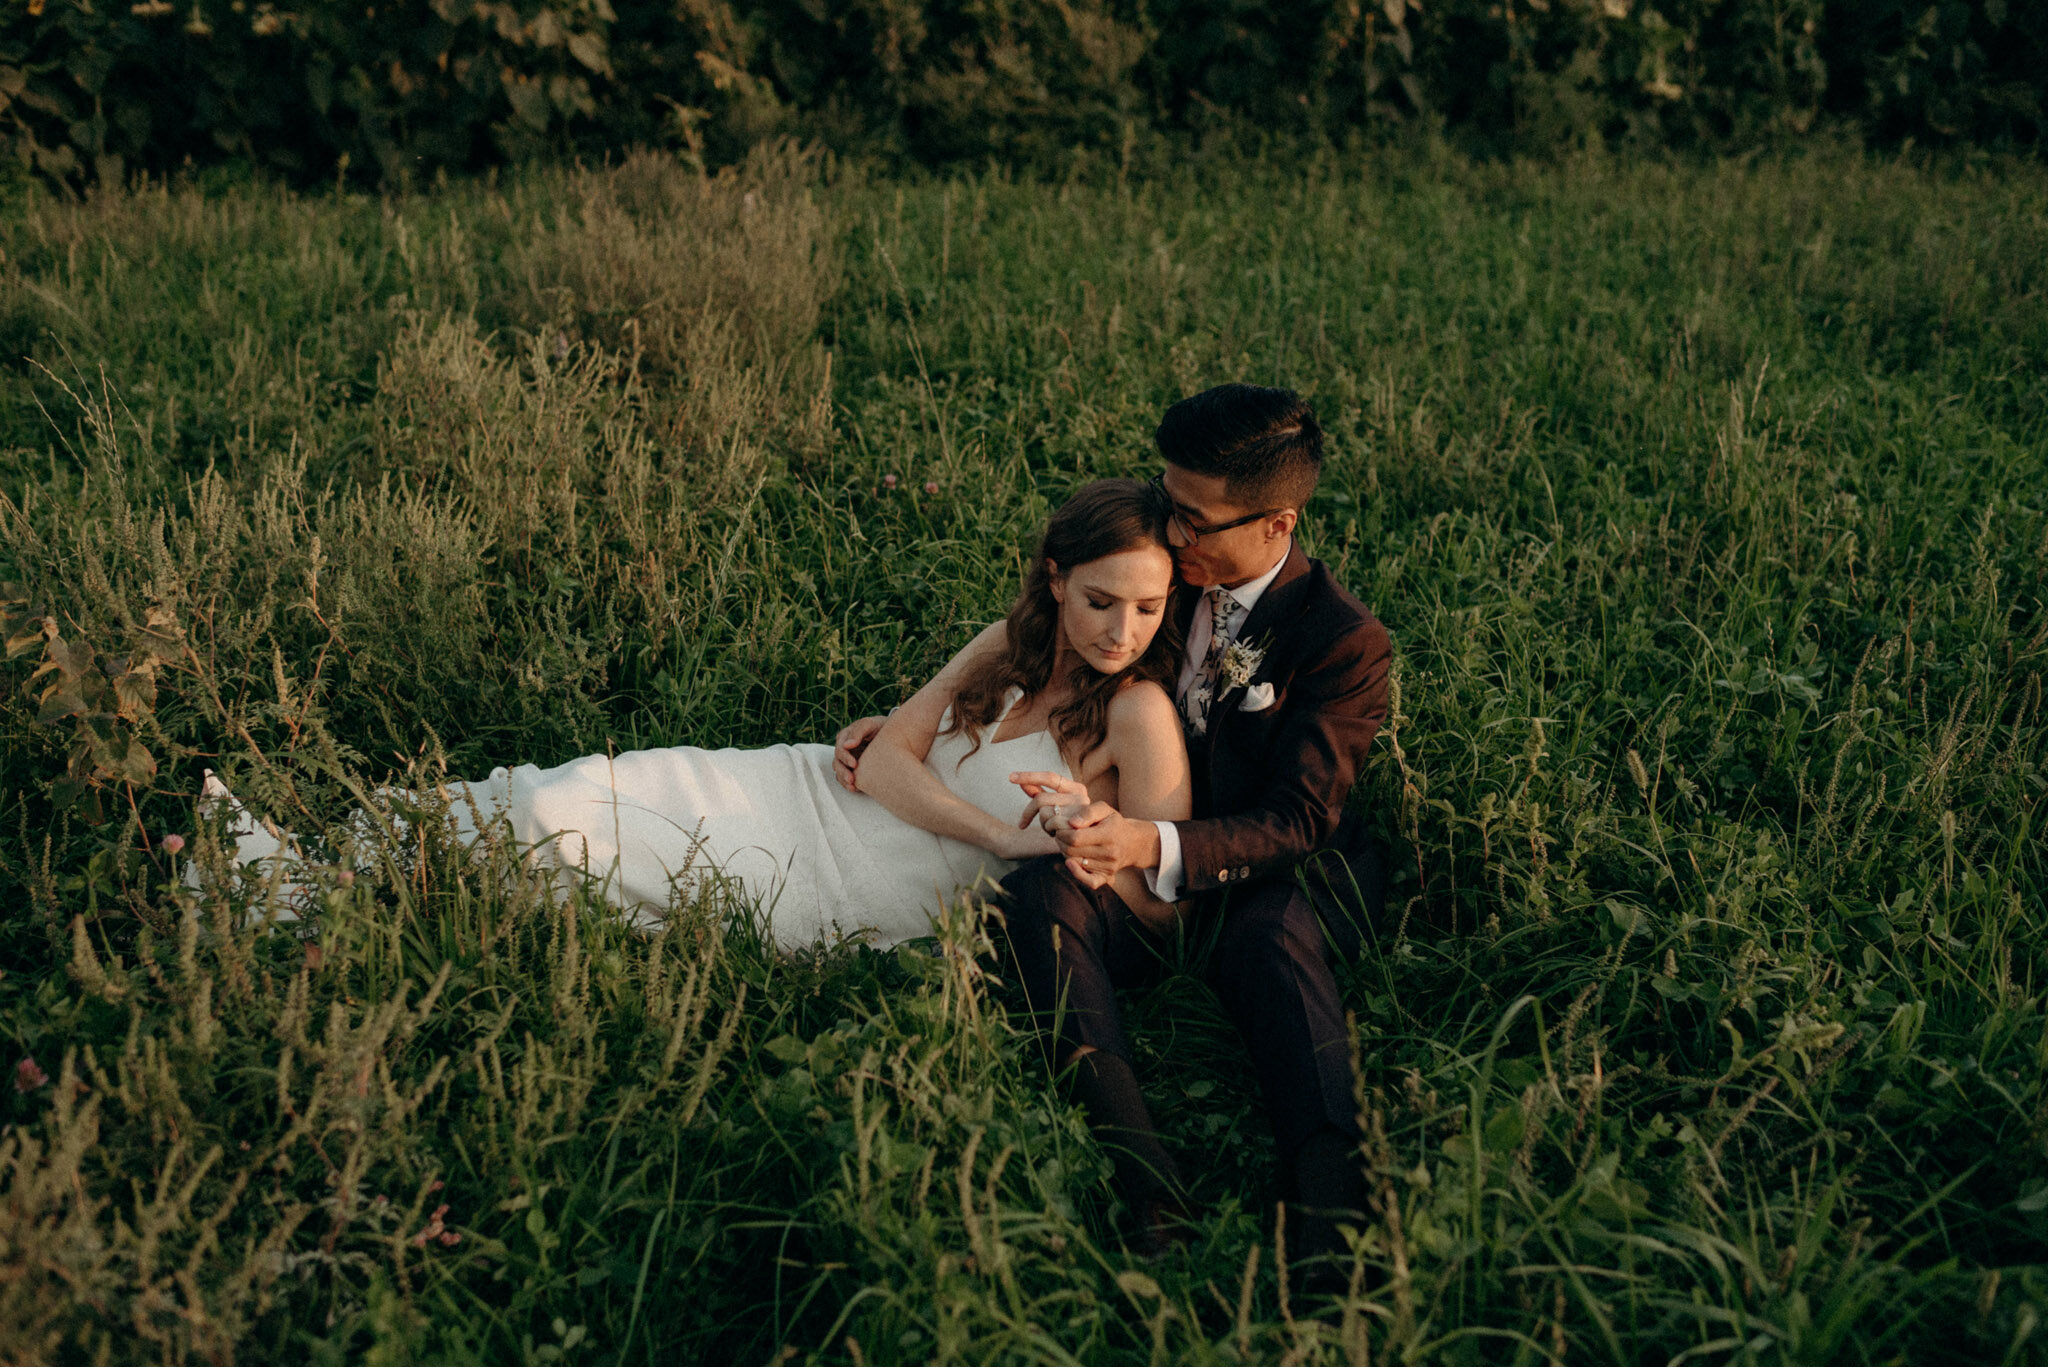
1173, 539, 1393, 898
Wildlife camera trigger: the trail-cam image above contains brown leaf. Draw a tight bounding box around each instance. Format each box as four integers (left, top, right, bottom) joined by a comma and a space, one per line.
112, 671, 158, 718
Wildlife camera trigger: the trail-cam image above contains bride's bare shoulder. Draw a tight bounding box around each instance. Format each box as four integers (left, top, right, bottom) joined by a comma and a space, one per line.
1107, 678, 1179, 734
1103, 680, 1186, 786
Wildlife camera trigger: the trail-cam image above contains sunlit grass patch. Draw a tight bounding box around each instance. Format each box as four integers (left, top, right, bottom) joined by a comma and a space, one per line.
1, 146, 2044, 1362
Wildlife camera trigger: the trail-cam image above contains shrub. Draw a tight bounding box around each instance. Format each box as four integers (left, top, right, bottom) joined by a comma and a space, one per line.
2, 0, 2042, 190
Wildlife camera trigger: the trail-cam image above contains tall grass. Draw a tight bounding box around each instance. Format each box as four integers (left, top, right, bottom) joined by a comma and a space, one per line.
0, 145, 2043, 1363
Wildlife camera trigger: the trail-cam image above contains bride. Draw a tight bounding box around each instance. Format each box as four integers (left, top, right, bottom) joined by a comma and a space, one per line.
200, 479, 1192, 947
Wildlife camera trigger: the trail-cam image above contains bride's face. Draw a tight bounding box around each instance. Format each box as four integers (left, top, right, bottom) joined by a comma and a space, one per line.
1049, 544, 1174, 675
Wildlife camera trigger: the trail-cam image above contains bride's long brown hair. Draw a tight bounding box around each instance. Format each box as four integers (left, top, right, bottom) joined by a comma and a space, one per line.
941, 478, 1183, 766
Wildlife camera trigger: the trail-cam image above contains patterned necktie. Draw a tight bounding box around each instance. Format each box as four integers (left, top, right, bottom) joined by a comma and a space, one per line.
1181, 586, 1247, 736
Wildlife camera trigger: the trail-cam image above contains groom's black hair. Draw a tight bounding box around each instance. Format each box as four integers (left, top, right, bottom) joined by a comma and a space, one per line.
1154, 383, 1323, 512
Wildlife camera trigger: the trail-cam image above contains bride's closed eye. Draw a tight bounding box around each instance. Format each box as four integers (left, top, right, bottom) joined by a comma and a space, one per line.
1088, 596, 1162, 616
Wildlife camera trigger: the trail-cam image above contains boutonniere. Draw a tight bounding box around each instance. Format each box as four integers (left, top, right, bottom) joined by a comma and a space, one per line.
1218, 632, 1271, 693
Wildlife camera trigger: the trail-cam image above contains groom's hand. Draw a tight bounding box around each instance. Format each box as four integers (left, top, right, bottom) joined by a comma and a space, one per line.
1051, 806, 1161, 890
1011, 771, 1159, 890
833, 715, 888, 792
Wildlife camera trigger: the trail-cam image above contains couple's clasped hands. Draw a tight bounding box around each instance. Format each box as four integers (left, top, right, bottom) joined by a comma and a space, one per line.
1009, 772, 1160, 892
832, 715, 1154, 891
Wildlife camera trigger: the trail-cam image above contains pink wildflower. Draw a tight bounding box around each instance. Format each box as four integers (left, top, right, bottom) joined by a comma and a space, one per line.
882, 473, 898, 488
336, 869, 354, 887
159, 833, 186, 855
439, 1230, 462, 1246
924, 481, 939, 495
14, 1057, 49, 1093
411, 1202, 452, 1248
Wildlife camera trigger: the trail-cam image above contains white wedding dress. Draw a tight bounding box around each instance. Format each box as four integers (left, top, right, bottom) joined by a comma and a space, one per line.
200, 689, 1068, 949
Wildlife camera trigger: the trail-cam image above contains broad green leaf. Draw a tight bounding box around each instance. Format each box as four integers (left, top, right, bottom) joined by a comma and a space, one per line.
109, 736, 157, 786
36, 690, 85, 724
505, 77, 550, 131
1483, 1102, 1525, 1152
566, 31, 606, 73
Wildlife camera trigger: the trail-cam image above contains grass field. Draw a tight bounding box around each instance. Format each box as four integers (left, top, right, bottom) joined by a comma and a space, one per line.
1, 142, 2045, 1364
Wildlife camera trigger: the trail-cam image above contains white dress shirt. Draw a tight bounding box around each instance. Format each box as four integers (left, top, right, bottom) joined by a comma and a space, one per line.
1148, 544, 1290, 902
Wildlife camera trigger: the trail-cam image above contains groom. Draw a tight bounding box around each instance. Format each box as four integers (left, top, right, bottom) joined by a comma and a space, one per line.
839, 383, 1392, 1262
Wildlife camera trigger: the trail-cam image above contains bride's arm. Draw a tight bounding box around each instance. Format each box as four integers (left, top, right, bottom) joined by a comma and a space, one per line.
857, 624, 1060, 862
1097, 682, 1194, 929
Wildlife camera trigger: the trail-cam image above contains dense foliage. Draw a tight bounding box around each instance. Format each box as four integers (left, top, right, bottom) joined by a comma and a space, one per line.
3, 0, 2045, 187
1, 145, 2045, 1361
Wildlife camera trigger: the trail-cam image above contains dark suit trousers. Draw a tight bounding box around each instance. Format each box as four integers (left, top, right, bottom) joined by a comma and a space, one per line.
998, 816, 1387, 1166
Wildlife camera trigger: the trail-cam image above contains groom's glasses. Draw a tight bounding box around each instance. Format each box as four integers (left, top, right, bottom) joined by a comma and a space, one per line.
1149, 475, 1285, 546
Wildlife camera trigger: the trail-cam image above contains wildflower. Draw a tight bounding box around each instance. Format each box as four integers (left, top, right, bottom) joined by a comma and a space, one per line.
160, 833, 186, 855
14, 1057, 49, 1093
924, 481, 939, 495
427, 1178, 444, 1194
411, 1202, 452, 1247
336, 868, 354, 887
439, 1230, 462, 1246
882, 474, 898, 489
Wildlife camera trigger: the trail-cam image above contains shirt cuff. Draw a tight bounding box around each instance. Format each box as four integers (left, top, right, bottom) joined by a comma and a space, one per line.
1145, 820, 1184, 903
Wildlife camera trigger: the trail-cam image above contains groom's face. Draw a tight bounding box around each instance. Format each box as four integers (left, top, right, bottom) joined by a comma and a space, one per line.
1158, 464, 1296, 589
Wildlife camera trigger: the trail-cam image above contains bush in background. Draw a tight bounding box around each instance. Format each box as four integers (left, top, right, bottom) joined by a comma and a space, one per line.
2, 0, 2043, 188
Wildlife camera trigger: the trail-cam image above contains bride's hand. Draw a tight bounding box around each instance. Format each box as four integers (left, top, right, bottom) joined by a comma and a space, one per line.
833, 714, 889, 792
1009, 771, 1091, 834
998, 822, 1063, 862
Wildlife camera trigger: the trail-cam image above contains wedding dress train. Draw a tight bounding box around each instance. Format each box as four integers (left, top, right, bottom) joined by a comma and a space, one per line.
196, 690, 1068, 949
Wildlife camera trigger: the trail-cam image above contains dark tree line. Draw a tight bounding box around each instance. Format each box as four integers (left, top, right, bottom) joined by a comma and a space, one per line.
4, 0, 2042, 186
